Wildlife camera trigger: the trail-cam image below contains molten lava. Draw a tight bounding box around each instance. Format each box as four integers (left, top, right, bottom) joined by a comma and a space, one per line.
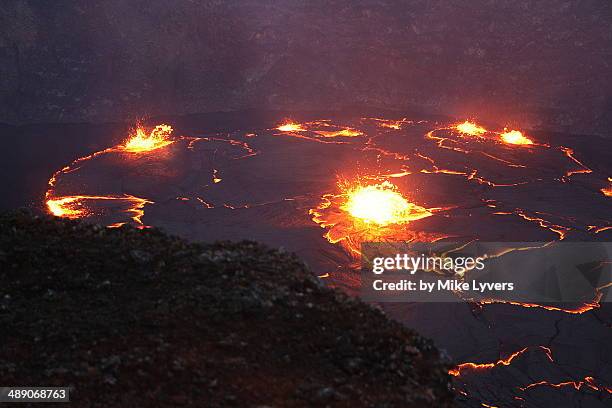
500, 129, 533, 145
123, 124, 174, 152
455, 120, 487, 136
41, 114, 612, 407
449, 347, 529, 377
342, 181, 431, 226
276, 121, 305, 132
46, 196, 89, 218
45, 194, 152, 225
602, 177, 612, 197
372, 118, 408, 129
315, 128, 362, 138
520, 376, 612, 395
310, 180, 444, 257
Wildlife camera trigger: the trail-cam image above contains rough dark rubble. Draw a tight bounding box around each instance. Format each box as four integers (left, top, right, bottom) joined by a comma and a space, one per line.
0, 211, 454, 407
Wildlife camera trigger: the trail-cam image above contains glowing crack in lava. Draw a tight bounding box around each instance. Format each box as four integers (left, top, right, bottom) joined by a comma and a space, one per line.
342, 181, 431, 226
520, 376, 612, 394
500, 129, 533, 145
448, 347, 529, 377
276, 120, 362, 139
276, 121, 305, 132
123, 124, 174, 152
455, 120, 487, 136
374, 118, 409, 129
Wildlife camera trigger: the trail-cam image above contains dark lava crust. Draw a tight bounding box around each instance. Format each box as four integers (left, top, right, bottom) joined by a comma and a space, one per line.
0, 211, 453, 407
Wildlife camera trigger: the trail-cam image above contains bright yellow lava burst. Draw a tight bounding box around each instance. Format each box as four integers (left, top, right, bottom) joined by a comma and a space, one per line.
455, 120, 487, 136
277, 122, 305, 132
341, 181, 431, 226
123, 124, 174, 152
500, 129, 533, 145
46, 196, 88, 218
315, 128, 362, 138
602, 178, 612, 197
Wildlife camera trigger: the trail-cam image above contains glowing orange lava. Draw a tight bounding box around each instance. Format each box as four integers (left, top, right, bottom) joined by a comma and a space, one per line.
520, 376, 612, 394
560, 146, 592, 177
46, 196, 90, 218
449, 347, 529, 377
46, 194, 153, 225
43, 123, 171, 228
500, 129, 533, 145
213, 168, 222, 183
342, 181, 431, 226
455, 120, 487, 136
602, 177, 612, 197
276, 121, 305, 132
123, 124, 174, 152
479, 295, 601, 315
373, 118, 408, 129
310, 180, 446, 257
315, 128, 362, 138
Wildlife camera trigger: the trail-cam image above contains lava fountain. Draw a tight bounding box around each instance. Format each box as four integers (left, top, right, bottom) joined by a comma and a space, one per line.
46, 196, 90, 218
500, 129, 533, 145
276, 121, 305, 132
342, 181, 431, 226
455, 121, 487, 137
310, 180, 446, 256
123, 124, 174, 152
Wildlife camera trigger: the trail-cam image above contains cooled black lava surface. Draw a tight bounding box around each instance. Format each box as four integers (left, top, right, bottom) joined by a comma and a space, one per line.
0, 211, 454, 407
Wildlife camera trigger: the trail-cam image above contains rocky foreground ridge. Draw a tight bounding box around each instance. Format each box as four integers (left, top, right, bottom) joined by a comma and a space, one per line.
0, 211, 453, 407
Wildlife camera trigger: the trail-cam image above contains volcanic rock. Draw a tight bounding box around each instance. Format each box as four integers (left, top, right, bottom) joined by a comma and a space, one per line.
0, 211, 454, 407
